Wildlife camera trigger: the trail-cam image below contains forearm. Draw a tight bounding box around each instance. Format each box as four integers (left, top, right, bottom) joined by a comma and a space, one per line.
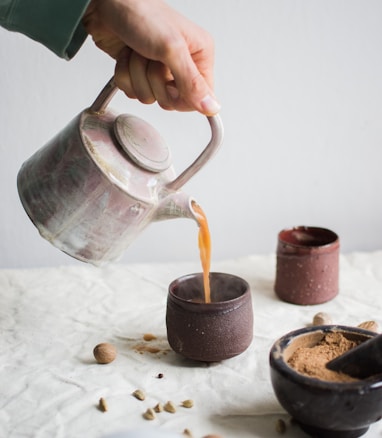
0, 0, 91, 59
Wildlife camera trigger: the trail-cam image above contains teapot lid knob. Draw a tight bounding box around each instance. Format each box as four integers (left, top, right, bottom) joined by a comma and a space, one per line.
114, 114, 172, 172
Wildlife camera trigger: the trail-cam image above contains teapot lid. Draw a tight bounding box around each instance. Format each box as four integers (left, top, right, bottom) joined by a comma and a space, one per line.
114, 114, 171, 172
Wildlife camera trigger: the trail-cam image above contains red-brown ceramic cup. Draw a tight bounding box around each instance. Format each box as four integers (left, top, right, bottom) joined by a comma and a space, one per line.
166, 272, 253, 362
274, 226, 339, 305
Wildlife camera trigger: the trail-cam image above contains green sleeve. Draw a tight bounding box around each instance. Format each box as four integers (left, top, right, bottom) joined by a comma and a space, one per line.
0, 0, 92, 59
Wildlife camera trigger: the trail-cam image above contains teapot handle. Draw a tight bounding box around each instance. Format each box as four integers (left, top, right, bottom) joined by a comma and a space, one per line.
165, 114, 223, 191
89, 77, 118, 113
89, 77, 224, 191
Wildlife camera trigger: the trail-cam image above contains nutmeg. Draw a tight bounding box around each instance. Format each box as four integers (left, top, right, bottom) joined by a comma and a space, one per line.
93, 343, 117, 364
358, 320, 379, 332
312, 312, 332, 326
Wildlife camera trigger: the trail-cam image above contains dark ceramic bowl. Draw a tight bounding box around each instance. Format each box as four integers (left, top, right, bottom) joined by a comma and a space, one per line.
166, 272, 253, 362
269, 325, 382, 438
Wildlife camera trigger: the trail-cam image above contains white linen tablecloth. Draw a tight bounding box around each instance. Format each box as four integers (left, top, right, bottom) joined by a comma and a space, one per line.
1, 252, 382, 438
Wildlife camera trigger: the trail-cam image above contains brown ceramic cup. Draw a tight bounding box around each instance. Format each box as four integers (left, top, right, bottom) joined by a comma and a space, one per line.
274, 226, 339, 305
166, 272, 253, 362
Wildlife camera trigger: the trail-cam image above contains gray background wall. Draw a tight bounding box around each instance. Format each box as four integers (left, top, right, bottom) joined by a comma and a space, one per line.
1, 0, 382, 268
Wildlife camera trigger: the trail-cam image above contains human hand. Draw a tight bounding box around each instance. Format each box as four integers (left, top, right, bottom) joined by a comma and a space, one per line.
83, 0, 221, 115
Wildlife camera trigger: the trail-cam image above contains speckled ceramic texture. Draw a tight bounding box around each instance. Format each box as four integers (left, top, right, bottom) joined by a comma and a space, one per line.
274, 226, 339, 305
270, 325, 382, 438
166, 272, 253, 362
17, 78, 224, 266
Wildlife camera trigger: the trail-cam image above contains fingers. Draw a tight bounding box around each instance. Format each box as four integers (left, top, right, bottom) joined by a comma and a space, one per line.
114, 47, 134, 98
146, 62, 174, 110
129, 52, 156, 104
114, 47, 221, 115
115, 48, 156, 104
115, 49, 193, 111
158, 31, 220, 115
147, 63, 197, 111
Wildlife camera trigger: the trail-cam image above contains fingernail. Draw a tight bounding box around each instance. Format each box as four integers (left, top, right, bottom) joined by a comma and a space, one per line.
201, 95, 221, 115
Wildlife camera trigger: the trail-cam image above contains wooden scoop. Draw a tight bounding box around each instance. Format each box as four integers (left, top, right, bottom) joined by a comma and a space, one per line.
326, 334, 382, 379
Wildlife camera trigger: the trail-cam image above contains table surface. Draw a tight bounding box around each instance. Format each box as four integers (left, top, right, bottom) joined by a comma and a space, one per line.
2, 251, 382, 438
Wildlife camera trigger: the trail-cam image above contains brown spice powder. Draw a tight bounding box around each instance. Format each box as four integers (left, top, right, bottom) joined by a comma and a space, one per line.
287, 332, 361, 382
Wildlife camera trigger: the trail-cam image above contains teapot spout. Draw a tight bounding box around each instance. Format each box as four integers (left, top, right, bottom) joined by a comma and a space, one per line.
154, 191, 199, 223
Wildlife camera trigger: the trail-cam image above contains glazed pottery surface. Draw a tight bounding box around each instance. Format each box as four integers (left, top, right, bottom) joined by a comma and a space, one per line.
274, 226, 339, 305
17, 78, 223, 265
270, 325, 382, 438
166, 272, 253, 362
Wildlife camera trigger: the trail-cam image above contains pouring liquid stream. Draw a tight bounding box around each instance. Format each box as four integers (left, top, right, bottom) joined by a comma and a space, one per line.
191, 202, 211, 303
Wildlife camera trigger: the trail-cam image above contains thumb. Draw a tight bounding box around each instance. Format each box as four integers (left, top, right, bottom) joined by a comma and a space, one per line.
169, 52, 221, 116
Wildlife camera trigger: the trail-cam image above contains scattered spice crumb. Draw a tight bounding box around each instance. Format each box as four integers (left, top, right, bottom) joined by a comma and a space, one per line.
164, 400, 176, 413
183, 429, 193, 437
143, 333, 157, 341
98, 397, 108, 412
134, 343, 163, 354
132, 389, 146, 401
202, 435, 223, 438
157, 373, 164, 379
143, 408, 156, 420
131, 336, 171, 356
275, 418, 286, 434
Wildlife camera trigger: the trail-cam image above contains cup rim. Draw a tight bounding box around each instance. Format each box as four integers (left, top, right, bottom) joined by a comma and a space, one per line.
168, 271, 250, 307
278, 226, 339, 249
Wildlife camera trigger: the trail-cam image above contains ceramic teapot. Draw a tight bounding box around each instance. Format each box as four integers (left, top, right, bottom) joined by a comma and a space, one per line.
17, 77, 224, 265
